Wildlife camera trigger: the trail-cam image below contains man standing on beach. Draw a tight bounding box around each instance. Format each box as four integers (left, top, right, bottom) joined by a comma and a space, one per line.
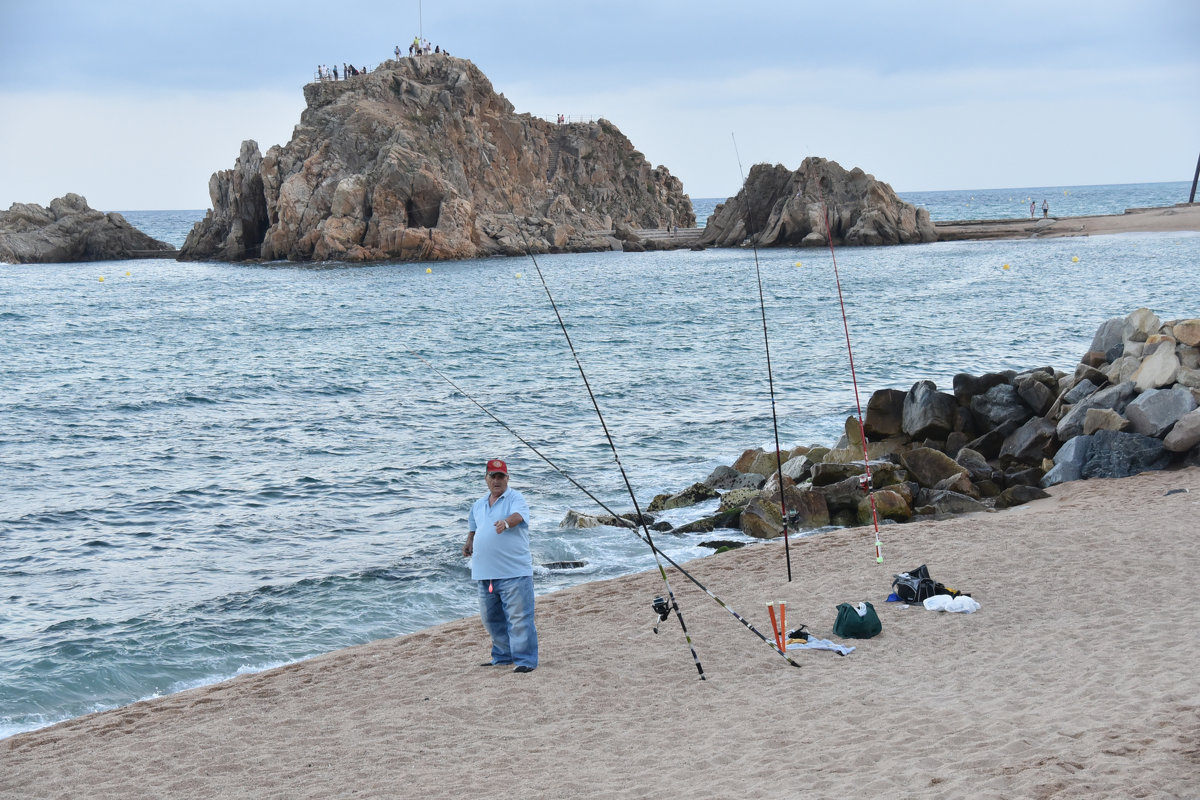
463, 459, 537, 673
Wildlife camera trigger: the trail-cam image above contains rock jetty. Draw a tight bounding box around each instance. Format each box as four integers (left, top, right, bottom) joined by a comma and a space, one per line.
698, 157, 937, 248
0, 194, 173, 263
562, 308, 1200, 540
180, 56, 694, 262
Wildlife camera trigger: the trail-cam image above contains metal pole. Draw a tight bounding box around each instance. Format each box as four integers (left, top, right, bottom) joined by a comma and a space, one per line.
1190, 150, 1199, 204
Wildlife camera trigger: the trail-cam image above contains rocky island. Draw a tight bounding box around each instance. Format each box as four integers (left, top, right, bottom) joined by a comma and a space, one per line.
180, 56, 694, 262
698, 158, 937, 248
0, 194, 174, 263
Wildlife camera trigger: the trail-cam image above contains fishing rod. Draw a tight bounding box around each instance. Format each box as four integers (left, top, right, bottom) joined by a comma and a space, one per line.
482, 123, 708, 678
731, 133, 793, 582
815, 186, 883, 563
405, 344, 803, 669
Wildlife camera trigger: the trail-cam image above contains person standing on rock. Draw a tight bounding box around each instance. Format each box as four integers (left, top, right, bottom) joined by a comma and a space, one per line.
395, 45, 401, 60
1042, 199, 1049, 218
463, 459, 537, 673
1030, 199, 1036, 219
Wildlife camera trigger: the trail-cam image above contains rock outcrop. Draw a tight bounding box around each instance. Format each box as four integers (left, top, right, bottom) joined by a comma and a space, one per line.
698, 157, 936, 248
181, 56, 694, 262
558, 308, 1200, 541
0, 194, 173, 263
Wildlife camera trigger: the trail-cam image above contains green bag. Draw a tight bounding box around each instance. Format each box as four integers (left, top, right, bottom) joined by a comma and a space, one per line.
833, 602, 882, 639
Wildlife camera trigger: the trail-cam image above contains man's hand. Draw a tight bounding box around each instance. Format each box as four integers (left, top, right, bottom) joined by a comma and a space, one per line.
463, 533, 474, 557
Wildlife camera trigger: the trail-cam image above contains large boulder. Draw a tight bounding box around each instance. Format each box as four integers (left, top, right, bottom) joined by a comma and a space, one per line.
1163, 409, 1200, 452
1124, 386, 1197, 438
970, 383, 1034, 431
182, 57, 693, 262
0, 194, 173, 263
902, 380, 958, 441
1080, 429, 1170, 480
1041, 435, 1094, 487
900, 447, 966, 489
697, 157, 936, 248
1057, 381, 1136, 440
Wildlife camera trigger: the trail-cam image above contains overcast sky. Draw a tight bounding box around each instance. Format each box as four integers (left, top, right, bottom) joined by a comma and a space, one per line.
2, 0, 1197, 210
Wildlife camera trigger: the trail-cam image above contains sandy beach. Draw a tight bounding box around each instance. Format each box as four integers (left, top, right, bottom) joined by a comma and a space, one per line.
935, 203, 1200, 241
3, 466, 1198, 799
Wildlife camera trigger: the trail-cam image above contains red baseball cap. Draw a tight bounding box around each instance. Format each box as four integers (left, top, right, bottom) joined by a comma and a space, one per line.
486, 459, 508, 474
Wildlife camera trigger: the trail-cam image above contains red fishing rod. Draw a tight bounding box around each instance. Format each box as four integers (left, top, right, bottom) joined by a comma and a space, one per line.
815, 186, 883, 563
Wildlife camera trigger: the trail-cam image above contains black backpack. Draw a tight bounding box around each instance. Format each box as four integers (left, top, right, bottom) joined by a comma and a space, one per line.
892, 565, 938, 603
892, 564, 967, 603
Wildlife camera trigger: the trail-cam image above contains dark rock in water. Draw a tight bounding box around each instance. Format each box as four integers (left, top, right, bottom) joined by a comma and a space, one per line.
1081, 429, 1170, 480
0, 194, 174, 263
698, 540, 747, 552
542, 561, 586, 570
994, 485, 1051, 509
671, 509, 742, 534
646, 482, 720, 512
181, 56, 692, 262
697, 157, 936, 248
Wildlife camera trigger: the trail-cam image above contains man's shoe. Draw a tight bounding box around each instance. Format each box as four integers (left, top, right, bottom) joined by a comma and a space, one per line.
480, 661, 511, 667
512, 665, 535, 674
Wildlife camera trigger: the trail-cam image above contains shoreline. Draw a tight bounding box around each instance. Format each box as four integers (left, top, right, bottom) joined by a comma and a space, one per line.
933, 202, 1200, 241
5, 466, 1198, 798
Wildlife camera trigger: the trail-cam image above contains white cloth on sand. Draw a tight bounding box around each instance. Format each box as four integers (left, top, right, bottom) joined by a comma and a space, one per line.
923, 595, 981, 613
786, 636, 855, 656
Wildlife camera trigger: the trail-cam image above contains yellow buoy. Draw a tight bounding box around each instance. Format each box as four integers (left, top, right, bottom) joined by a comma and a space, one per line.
98, 276, 105, 282
125, 271, 131, 276
1071, 256, 1079, 263
515, 272, 523, 278
793, 261, 802, 267
425, 267, 432, 274
1002, 264, 1010, 271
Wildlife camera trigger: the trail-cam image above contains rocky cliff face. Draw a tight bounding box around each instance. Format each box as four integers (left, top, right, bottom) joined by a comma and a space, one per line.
181, 56, 694, 262
0, 194, 173, 263
699, 157, 936, 248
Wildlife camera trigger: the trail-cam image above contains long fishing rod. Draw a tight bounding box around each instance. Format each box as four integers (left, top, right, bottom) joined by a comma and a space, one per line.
487, 125, 708, 678
731, 133, 793, 582
406, 344, 802, 668
815, 186, 883, 563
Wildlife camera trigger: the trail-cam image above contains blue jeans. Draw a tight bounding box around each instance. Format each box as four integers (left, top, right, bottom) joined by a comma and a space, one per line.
478, 576, 538, 669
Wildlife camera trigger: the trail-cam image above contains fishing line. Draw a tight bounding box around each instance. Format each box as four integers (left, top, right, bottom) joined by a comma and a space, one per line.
484, 123, 707, 677
406, 344, 802, 669
731, 133, 793, 582
815, 185, 883, 563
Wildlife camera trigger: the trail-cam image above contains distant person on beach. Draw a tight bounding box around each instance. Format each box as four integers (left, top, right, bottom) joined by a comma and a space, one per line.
1043, 199, 1049, 218
463, 459, 537, 673
1030, 199, 1036, 219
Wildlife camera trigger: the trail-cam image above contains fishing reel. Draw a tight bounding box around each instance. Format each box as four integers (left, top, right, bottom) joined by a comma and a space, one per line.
651, 595, 672, 634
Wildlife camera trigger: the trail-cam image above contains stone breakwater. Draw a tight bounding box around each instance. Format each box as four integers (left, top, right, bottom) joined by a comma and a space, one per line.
563, 308, 1200, 541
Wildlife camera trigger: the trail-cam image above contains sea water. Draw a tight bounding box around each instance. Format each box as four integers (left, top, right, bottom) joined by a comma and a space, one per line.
2, 182, 1197, 738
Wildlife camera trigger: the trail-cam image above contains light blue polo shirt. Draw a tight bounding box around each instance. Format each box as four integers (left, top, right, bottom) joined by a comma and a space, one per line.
467, 487, 533, 580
